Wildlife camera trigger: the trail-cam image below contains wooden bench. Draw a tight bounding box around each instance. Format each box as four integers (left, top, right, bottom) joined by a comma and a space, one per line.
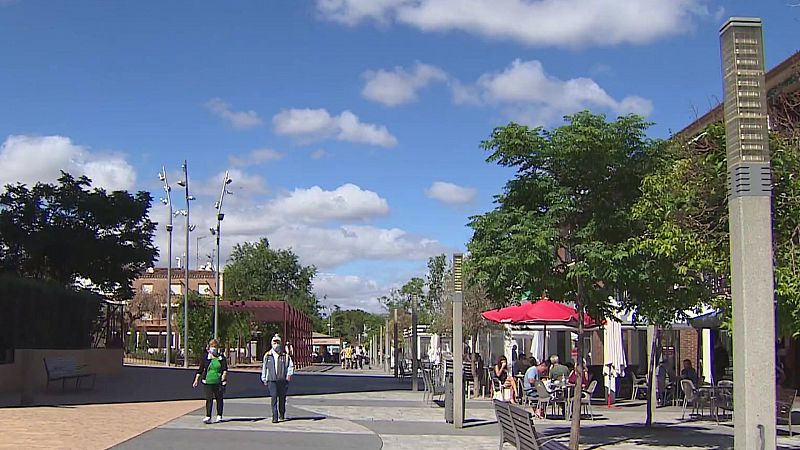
43, 357, 96, 392
493, 399, 569, 449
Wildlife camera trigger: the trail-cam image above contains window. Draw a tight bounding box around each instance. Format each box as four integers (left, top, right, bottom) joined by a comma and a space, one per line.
170, 284, 182, 295
198, 283, 211, 295
142, 284, 153, 294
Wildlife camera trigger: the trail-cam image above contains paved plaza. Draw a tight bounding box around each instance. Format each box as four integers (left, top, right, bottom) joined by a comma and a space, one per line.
4, 365, 800, 449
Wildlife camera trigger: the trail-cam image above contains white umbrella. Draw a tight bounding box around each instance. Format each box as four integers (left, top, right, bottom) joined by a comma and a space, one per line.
531, 330, 545, 363
603, 317, 626, 406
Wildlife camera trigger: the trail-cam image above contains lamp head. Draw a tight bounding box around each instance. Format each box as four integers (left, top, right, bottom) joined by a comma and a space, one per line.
158, 173, 166, 182
189, 225, 196, 232
210, 228, 216, 235
176, 180, 186, 187
225, 178, 233, 185
188, 195, 196, 201
160, 198, 168, 205
217, 213, 225, 221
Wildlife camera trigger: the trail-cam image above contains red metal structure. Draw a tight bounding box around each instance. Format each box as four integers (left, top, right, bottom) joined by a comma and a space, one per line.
216, 300, 313, 369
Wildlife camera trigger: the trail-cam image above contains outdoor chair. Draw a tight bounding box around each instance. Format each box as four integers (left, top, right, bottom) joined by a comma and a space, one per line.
679, 379, 699, 420
534, 381, 556, 418
631, 372, 648, 400
776, 387, 797, 437
581, 380, 598, 420
494, 399, 570, 449
714, 384, 734, 423
493, 377, 511, 402
421, 369, 432, 403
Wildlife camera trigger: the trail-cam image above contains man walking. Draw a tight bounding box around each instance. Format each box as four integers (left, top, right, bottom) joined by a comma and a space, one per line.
261, 334, 294, 423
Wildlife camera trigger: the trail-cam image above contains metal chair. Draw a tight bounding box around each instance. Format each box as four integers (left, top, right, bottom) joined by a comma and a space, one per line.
631, 372, 648, 400
582, 380, 598, 420
679, 379, 698, 420
534, 380, 555, 418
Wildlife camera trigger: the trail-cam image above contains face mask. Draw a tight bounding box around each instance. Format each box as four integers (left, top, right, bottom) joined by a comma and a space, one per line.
209, 347, 218, 356
272, 344, 282, 353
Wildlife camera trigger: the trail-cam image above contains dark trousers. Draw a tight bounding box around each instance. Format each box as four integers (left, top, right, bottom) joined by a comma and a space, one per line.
204, 383, 224, 417
268, 380, 288, 420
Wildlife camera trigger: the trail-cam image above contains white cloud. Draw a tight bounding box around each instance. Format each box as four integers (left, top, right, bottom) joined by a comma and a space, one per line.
456, 59, 653, 125
310, 149, 328, 160
229, 148, 284, 167
0, 135, 136, 191
272, 108, 398, 147
206, 98, 264, 129
314, 273, 390, 311
269, 184, 389, 224
266, 224, 448, 268
362, 62, 448, 106
425, 181, 477, 205
317, 0, 708, 48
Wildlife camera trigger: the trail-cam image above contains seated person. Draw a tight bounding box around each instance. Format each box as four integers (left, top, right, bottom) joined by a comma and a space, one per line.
523, 357, 540, 396
493, 356, 518, 403
548, 355, 570, 383
512, 354, 532, 376
680, 359, 698, 386
567, 361, 590, 388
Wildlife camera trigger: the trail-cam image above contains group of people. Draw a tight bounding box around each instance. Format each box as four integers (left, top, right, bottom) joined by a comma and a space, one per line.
193, 334, 295, 424
341, 344, 367, 369
492, 353, 591, 413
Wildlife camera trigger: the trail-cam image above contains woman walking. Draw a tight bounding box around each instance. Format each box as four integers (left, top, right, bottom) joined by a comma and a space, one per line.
193, 338, 228, 424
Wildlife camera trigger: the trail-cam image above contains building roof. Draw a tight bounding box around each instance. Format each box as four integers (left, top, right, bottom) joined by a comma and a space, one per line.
678, 50, 800, 139
137, 268, 216, 280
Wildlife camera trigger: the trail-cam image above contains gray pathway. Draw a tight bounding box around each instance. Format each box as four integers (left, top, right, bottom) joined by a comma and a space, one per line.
111, 366, 800, 450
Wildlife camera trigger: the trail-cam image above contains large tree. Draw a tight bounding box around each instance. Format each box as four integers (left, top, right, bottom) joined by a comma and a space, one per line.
627, 122, 800, 336
223, 238, 320, 320
0, 173, 157, 299
467, 112, 660, 448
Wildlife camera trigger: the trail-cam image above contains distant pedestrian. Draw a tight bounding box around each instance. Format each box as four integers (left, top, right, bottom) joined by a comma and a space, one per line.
193, 338, 228, 424
261, 334, 295, 423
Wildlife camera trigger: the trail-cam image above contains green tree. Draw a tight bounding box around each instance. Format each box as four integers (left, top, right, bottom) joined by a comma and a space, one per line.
627, 122, 800, 336
330, 309, 383, 345
0, 172, 158, 299
224, 238, 320, 319
467, 112, 660, 448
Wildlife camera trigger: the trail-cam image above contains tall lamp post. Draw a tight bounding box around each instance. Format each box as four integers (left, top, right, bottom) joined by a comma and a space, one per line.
720, 17, 776, 449
158, 167, 174, 366
176, 160, 195, 368
411, 293, 419, 391
452, 253, 464, 429
211, 171, 232, 339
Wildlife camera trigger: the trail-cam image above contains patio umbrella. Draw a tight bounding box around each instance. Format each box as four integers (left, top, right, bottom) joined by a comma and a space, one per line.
602, 317, 626, 407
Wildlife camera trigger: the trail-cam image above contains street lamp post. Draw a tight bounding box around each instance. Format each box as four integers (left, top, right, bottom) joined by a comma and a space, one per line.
411, 294, 419, 391
452, 253, 464, 429
177, 160, 195, 368
158, 167, 174, 366
211, 171, 232, 339
720, 17, 776, 449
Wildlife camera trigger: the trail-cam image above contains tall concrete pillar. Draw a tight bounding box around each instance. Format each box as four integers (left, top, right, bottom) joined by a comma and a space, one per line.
452, 253, 464, 428
720, 17, 776, 450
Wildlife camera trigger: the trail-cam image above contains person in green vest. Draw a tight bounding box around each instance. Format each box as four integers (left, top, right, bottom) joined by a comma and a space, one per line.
193, 338, 228, 424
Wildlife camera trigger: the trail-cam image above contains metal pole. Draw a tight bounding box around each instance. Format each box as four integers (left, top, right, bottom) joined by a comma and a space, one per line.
384, 321, 389, 372
393, 308, 399, 378
182, 160, 190, 368
453, 253, 464, 429
720, 18, 776, 449
160, 167, 173, 367
411, 294, 419, 391
213, 171, 230, 339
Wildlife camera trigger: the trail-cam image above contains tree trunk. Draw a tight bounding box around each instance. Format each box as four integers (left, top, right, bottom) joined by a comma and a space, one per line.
569, 275, 586, 450
645, 326, 661, 427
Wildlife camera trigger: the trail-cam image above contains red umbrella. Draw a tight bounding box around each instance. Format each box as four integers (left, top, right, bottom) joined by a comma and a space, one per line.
481, 298, 597, 328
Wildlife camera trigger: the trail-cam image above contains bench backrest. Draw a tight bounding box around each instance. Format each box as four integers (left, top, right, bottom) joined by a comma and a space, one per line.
508, 403, 542, 450
493, 400, 517, 448
43, 357, 80, 377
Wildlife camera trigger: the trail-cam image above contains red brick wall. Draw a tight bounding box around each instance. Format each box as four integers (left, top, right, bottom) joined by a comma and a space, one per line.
679, 329, 699, 371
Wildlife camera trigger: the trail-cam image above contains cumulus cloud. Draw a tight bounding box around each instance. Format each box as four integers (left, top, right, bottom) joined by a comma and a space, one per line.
314, 273, 400, 312
310, 149, 328, 160
455, 59, 653, 125
317, 0, 708, 47
206, 98, 264, 129
229, 148, 284, 167
269, 184, 389, 224
362, 62, 448, 106
425, 181, 477, 205
272, 108, 397, 147
0, 135, 136, 191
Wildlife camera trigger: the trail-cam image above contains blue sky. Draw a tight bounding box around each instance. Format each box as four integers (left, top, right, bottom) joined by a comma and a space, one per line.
1, 1, 798, 311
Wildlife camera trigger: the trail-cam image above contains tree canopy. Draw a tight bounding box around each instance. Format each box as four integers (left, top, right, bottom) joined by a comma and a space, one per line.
223, 238, 320, 320
0, 173, 157, 299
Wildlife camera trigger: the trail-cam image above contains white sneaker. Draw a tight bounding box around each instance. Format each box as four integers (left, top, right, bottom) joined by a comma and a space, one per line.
215, 415, 223, 423
202, 416, 211, 424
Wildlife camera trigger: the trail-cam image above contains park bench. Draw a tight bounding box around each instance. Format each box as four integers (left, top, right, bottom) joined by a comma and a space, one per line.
493, 399, 569, 450
43, 357, 96, 392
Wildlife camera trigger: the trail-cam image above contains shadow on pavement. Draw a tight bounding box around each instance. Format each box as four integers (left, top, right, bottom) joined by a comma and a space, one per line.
4, 365, 412, 408
542, 424, 735, 449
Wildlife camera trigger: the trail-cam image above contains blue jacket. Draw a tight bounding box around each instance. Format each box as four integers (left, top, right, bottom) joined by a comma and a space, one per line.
261, 350, 294, 383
